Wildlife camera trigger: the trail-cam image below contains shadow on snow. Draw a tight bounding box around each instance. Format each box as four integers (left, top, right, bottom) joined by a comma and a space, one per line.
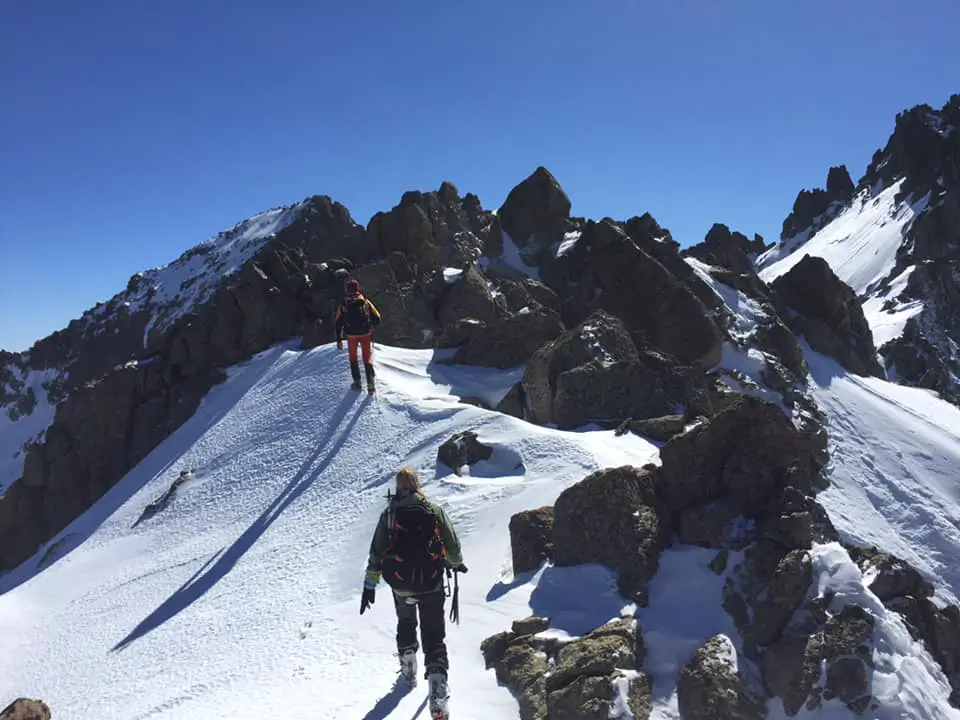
112, 391, 371, 652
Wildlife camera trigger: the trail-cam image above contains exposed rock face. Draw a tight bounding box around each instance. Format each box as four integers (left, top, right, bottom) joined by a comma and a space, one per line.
656, 394, 827, 521
509, 507, 554, 575
438, 265, 503, 330
772, 254, 884, 377
482, 618, 650, 720
522, 311, 701, 429
437, 431, 493, 475
553, 466, 667, 602
881, 267, 960, 405
367, 182, 496, 272
765, 603, 876, 715
677, 634, 764, 720
781, 165, 856, 240
685, 223, 768, 276
498, 166, 571, 256
451, 307, 565, 369
568, 219, 723, 368
0, 699, 51, 720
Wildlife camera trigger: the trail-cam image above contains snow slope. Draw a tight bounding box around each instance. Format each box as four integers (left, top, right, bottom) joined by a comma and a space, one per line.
4, 339, 960, 718
808, 346, 960, 607
757, 181, 926, 297
0, 344, 658, 719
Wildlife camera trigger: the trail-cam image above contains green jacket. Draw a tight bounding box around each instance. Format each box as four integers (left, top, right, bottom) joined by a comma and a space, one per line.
365, 490, 463, 596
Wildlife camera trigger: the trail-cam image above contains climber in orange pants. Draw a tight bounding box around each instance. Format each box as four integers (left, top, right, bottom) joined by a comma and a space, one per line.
335, 278, 382, 393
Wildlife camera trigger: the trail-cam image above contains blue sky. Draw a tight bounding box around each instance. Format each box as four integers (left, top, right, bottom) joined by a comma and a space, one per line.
1, 1, 957, 352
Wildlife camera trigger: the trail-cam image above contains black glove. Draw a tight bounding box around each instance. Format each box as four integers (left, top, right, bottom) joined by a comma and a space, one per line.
360, 587, 375, 615
454, 564, 468, 574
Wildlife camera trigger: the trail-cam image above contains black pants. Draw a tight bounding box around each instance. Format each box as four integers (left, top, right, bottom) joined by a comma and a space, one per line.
394, 590, 448, 675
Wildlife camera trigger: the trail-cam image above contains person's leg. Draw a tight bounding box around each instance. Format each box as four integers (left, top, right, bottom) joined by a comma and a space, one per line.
361, 334, 375, 388
417, 590, 448, 676
394, 593, 419, 654
346, 336, 362, 387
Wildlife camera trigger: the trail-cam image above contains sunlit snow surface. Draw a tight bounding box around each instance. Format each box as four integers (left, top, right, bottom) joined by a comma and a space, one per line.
0, 344, 658, 719
3, 337, 960, 717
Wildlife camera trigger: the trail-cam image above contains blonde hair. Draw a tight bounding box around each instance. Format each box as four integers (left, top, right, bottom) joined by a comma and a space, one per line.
396, 467, 424, 496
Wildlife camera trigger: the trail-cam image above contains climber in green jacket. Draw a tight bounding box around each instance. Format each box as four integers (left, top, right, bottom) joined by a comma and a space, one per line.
360, 467, 465, 717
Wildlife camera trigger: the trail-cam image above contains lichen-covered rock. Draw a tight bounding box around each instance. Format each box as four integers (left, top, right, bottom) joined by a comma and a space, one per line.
677, 634, 765, 720
552, 467, 666, 601
0, 699, 51, 720
512, 617, 551, 636
509, 506, 554, 575
546, 623, 638, 691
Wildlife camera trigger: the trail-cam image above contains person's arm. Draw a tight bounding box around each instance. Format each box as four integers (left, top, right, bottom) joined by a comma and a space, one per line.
364, 511, 388, 586
365, 299, 382, 328
434, 504, 463, 568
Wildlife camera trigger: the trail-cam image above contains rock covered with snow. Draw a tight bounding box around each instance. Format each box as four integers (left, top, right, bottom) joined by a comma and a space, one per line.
436, 430, 493, 475
772, 254, 884, 377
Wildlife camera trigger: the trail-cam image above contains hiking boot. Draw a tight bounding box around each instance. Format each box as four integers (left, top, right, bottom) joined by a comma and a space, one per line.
427, 672, 449, 719
399, 649, 418, 688
350, 381, 362, 391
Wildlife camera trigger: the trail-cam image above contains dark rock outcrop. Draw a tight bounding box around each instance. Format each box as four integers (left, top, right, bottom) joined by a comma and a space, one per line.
677, 634, 764, 720
437, 431, 493, 475
451, 307, 564, 369
553, 467, 667, 602
509, 507, 554, 575
522, 311, 701, 429
685, 223, 768, 276
498, 167, 571, 256
0, 699, 51, 720
781, 165, 856, 241
772, 255, 884, 377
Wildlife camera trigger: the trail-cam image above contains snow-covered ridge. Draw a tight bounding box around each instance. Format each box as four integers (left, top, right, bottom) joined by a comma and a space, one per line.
90, 202, 307, 348
0, 367, 59, 496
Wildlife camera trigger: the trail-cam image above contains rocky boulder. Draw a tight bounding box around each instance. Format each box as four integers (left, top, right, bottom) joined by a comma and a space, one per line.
772, 254, 883, 377
437, 431, 493, 475
578, 219, 723, 368
655, 394, 825, 520
677, 634, 764, 720
482, 618, 650, 720
552, 466, 666, 602
0, 699, 51, 720
451, 307, 565, 369
498, 167, 571, 253
509, 507, 554, 575
522, 311, 699, 429
437, 265, 503, 331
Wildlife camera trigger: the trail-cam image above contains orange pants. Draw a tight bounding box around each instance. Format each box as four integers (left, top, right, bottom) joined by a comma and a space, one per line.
347, 334, 373, 364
